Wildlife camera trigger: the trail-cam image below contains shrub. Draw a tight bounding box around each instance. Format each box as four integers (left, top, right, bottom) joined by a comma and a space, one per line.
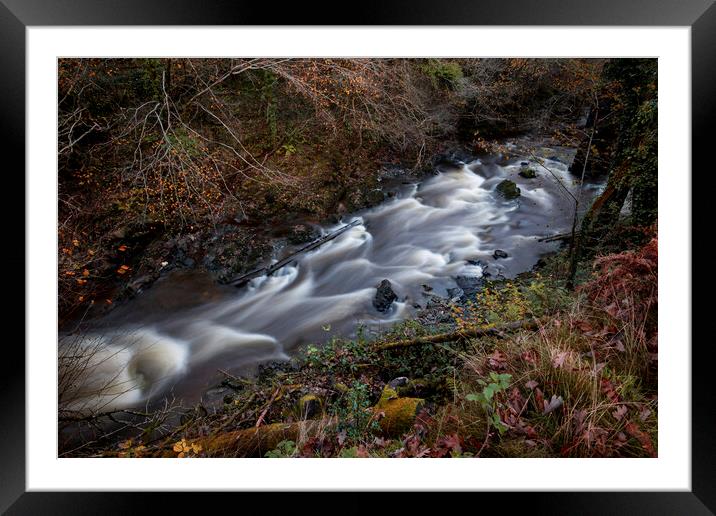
421, 59, 464, 90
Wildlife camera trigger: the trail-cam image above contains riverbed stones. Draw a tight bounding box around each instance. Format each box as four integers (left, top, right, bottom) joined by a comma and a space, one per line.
519, 168, 537, 178
496, 179, 521, 199
447, 286, 465, 301
127, 274, 154, 295
493, 249, 509, 259
466, 259, 490, 277
455, 275, 485, 298
373, 279, 398, 312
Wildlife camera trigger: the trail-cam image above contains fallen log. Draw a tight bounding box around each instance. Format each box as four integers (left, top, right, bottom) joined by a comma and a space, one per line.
144, 389, 426, 457
229, 219, 362, 287
374, 319, 538, 351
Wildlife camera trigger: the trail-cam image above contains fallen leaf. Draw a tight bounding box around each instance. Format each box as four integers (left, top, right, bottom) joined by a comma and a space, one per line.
612, 405, 628, 420
552, 351, 568, 369
542, 395, 563, 415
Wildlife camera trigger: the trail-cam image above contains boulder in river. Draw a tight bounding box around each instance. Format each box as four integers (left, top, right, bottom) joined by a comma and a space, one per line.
496, 179, 521, 199
519, 168, 537, 178
373, 279, 398, 312
493, 249, 509, 259
466, 258, 490, 276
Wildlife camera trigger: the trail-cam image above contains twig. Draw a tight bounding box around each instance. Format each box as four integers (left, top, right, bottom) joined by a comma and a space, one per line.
229, 219, 361, 287
255, 387, 281, 428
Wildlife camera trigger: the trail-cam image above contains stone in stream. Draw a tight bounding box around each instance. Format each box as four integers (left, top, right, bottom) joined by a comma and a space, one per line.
466, 258, 490, 276
519, 168, 537, 178
493, 249, 509, 259
447, 286, 465, 301
373, 279, 398, 312
496, 179, 521, 199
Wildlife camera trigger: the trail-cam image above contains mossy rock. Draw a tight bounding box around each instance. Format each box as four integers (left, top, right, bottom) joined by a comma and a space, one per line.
396, 378, 438, 398
518, 168, 537, 179
296, 394, 322, 419
334, 382, 349, 394
496, 180, 521, 199
373, 385, 424, 437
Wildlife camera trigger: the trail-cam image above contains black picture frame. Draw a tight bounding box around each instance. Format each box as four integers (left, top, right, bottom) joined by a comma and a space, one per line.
3, 0, 713, 513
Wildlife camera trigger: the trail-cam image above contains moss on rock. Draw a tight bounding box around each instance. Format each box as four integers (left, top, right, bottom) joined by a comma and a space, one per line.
496, 180, 521, 199
296, 394, 322, 419
373, 385, 424, 437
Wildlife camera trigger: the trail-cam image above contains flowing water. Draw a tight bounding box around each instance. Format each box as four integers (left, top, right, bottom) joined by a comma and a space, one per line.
60, 149, 604, 413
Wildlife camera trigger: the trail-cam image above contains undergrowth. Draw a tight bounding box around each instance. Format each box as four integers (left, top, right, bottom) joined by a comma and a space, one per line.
64, 236, 658, 459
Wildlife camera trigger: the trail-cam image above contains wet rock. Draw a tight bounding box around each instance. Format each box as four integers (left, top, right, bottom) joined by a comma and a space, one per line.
204, 387, 234, 405
520, 161, 529, 166
127, 274, 154, 294
534, 257, 548, 269
519, 168, 537, 178
424, 294, 446, 309
388, 377, 409, 389
493, 249, 509, 259
447, 286, 465, 300
421, 284, 433, 292
455, 275, 485, 298
466, 259, 490, 276
433, 154, 464, 170
365, 189, 386, 207
373, 279, 398, 312
496, 179, 521, 199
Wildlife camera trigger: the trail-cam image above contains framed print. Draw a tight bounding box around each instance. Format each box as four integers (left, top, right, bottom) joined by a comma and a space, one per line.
3, 0, 714, 512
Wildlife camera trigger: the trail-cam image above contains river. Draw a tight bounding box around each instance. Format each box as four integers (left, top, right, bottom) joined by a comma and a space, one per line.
59, 145, 605, 414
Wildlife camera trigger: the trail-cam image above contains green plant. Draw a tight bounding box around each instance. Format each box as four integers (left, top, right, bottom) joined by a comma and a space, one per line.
466, 372, 512, 435
281, 143, 297, 157
420, 59, 464, 90
264, 439, 297, 458
332, 381, 379, 444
